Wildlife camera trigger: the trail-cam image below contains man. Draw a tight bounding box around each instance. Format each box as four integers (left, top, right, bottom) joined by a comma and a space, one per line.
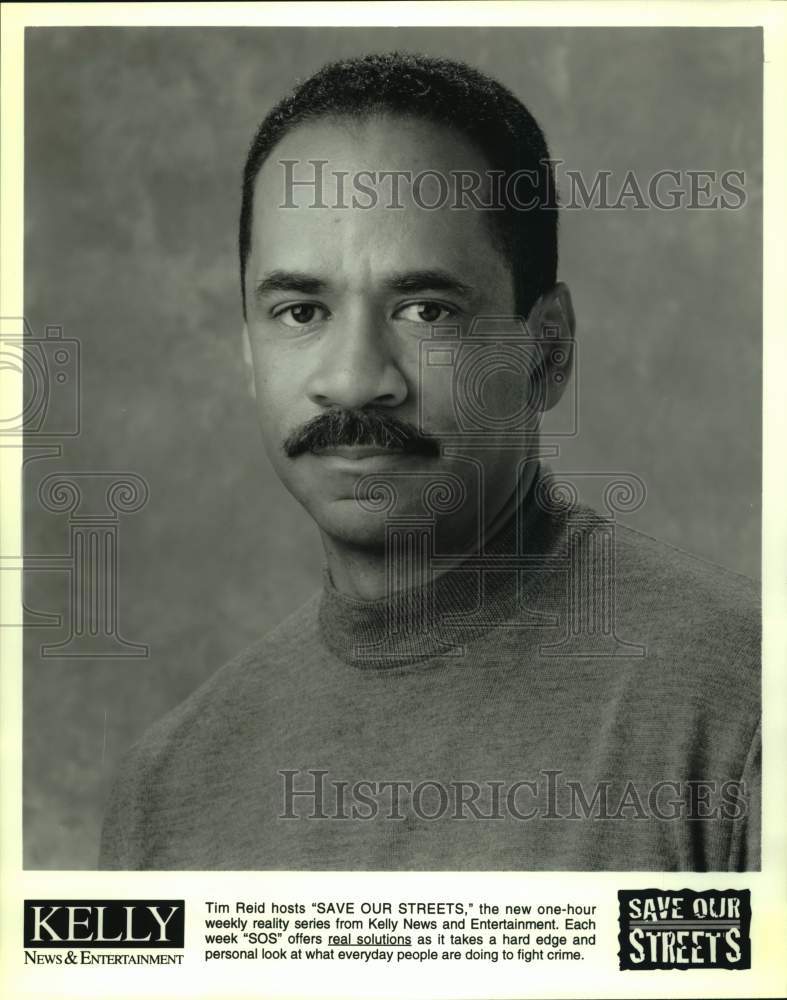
100, 53, 759, 870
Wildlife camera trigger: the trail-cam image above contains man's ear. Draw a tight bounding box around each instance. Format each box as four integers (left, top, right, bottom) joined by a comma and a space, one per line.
241, 323, 256, 400
526, 282, 576, 412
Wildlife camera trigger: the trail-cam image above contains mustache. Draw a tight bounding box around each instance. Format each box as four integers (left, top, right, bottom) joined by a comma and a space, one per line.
283, 409, 441, 459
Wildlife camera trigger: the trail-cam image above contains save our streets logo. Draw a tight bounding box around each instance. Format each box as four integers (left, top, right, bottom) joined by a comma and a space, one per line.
617, 889, 751, 971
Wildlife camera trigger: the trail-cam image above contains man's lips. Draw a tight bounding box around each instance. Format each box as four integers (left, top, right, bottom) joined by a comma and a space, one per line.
312, 445, 413, 460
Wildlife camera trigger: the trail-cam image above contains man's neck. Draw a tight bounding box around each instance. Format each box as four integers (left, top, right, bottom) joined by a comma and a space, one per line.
320, 461, 540, 601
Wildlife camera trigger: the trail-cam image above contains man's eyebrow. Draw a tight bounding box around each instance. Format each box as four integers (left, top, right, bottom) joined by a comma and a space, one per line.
385, 270, 475, 297
254, 268, 476, 300
254, 271, 327, 298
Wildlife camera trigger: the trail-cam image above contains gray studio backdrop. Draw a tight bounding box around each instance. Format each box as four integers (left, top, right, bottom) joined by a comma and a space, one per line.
23, 27, 762, 868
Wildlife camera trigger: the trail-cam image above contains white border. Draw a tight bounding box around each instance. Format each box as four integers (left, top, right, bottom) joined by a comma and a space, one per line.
2, 4, 785, 998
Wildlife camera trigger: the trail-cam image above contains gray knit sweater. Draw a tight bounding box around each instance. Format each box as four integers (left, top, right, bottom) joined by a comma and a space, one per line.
100, 486, 760, 871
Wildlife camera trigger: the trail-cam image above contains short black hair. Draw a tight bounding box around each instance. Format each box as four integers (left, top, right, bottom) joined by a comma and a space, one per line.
239, 52, 558, 318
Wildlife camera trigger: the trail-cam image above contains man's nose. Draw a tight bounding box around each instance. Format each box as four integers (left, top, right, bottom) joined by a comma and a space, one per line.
306, 309, 408, 409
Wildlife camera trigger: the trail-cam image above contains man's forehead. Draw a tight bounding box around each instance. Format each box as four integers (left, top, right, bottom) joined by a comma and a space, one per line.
254, 112, 493, 192
248, 114, 506, 285
250, 113, 498, 224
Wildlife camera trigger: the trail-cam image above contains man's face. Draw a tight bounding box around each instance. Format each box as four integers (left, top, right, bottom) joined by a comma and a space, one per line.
244, 114, 545, 550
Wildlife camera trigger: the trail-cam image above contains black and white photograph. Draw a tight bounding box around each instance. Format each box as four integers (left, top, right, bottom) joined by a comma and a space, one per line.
18, 24, 763, 874
4, 6, 787, 998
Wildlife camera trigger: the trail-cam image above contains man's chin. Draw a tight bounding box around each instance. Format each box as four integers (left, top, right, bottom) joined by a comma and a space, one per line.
309, 498, 395, 550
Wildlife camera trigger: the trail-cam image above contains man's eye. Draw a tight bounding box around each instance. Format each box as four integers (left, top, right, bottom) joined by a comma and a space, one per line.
274, 303, 329, 327
395, 301, 456, 324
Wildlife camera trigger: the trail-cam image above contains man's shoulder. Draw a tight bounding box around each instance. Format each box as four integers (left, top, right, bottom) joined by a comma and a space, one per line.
99, 591, 324, 867
612, 519, 759, 625
591, 516, 760, 690
120, 590, 323, 771
534, 503, 760, 704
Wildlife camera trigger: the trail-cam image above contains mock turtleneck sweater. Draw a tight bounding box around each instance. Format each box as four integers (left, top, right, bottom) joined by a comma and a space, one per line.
100, 475, 760, 871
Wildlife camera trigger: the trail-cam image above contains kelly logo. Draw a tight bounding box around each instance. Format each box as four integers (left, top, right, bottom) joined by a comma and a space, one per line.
617, 889, 751, 970
23, 900, 185, 948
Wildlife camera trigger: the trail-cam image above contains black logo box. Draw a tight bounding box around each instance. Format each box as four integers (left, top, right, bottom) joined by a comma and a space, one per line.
618, 889, 751, 971
24, 900, 184, 948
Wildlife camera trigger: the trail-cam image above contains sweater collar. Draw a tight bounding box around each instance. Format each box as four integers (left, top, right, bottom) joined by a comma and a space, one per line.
318, 465, 566, 669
